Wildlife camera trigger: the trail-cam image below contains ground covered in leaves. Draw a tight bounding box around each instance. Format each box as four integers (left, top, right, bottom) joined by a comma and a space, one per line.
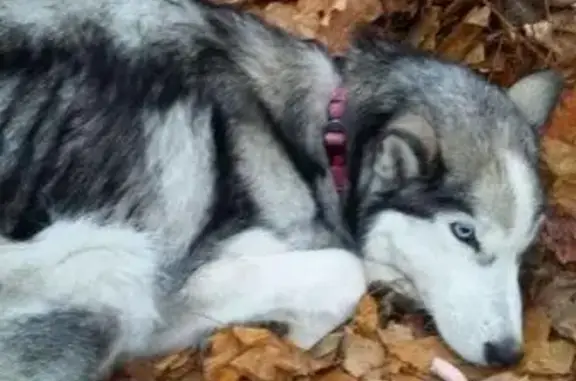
110, 0, 576, 380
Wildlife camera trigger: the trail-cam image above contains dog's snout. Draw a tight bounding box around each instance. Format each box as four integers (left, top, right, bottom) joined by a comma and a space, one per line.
483, 338, 524, 367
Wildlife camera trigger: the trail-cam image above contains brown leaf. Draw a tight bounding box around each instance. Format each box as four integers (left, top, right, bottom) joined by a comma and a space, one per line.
540, 209, 576, 263
464, 43, 486, 65
521, 339, 575, 375
551, 177, 576, 218
548, 0, 576, 7
544, 91, 576, 145
549, 10, 576, 34
385, 336, 453, 373
524, 20, 576, 58
232, 327, 273, 347
523, 307, 552, 346
406, 6, 442, 50
341, 332, 386, 377
229, 346, 281, 381
309, 332, 344, 361
314, 0, 384, 53
494, 0, 546, 26
553, 304, 576, 343
537, 272, 576, 343
541, 138, 576, 178
377, 323, 415, 346
204, 330, 243, 381
437, 21, 485, 61
465, 6, 492, 27
480, 372, 529, 381
274, 344, 334, 375
392, 375, 429, 381
313, 369, 356, 381
380, 0, 419, 15
259, 2, 319, 40
352, 294, 379, 336
360, 366, 387, 381
209, 367, 241, 381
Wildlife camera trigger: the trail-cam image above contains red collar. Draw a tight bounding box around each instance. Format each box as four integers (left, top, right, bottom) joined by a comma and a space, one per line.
324, 87, 348, 193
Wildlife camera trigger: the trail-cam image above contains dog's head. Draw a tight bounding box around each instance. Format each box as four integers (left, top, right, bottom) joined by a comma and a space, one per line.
343, 38, 564, 366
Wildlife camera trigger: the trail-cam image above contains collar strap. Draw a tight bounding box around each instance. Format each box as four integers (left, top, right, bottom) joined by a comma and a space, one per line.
324, 87, 348, 193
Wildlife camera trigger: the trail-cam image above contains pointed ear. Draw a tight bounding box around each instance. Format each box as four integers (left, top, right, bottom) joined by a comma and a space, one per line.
373, 113, 438, 182
507, 70, 564, 131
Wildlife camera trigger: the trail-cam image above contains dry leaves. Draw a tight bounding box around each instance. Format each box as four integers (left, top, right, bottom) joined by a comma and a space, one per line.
110, 1, 576, 381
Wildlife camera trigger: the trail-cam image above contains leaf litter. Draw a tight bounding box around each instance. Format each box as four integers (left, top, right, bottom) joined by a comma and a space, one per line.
109, 0, 576, 380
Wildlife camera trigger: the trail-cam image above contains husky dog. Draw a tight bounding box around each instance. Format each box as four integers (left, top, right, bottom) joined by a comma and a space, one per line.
0, 0, 563, 379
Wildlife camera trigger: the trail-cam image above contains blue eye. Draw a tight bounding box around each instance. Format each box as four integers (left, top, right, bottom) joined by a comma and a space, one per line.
449, 222, 479, 250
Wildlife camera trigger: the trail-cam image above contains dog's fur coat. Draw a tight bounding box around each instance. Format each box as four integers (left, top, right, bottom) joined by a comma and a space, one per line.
0, 0, 564, 379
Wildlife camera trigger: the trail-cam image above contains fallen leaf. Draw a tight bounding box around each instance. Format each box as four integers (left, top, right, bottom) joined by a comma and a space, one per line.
314, 0, 384, 53
213, 367, 241, 381
380, 357, 405, 375
480, 372, 529, 381
309, 332, 344, 360
260, 2, 319, 40
352, 294, 379, 336
541, 138, 576, 178
465, 6, 492, 27
360, 367, 386, 381
494, 0, 546, 26
385, 336, 452, 372
537, 272, 576, 343
380, 0, 419, 15
204, 331, 243, 381
437, 19, 485, 61
229, 346, 281, 381
232, 327, 273, 347
275, 344, 334, 375
313, 369, 356, 381
553, 304, 576, 344
464, 43, 486, 65
548, 0, 576, 7
406, 5, 442, 51
550, 177, 576, 219
523, 307, 552, 346
341, 332, 386, 377
544, 91, 576, 145
521, 339, 575, 375
377, 323, 415, 346
549, 10, 576, 35
540, 209, 576, 263
392, 375, 428, 381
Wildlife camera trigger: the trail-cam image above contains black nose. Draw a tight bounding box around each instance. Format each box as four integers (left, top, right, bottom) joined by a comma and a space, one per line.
484, 338, 524, 367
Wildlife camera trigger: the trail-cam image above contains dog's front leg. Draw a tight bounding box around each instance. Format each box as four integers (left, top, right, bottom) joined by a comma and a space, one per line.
189, 230, 367, 350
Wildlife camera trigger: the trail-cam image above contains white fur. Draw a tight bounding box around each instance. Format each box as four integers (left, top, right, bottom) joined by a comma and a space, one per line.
0, 220, 365, 361
362, 151, 541, 365
148, 228, 366, 354
0, 218, 161, 357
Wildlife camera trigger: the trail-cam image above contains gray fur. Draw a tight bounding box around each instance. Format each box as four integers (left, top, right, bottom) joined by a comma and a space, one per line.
0, 1, 564, 379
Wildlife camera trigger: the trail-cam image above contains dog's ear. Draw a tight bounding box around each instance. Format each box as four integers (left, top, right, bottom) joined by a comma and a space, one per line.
507, 70, 564, 131
373, 113, 438, 182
